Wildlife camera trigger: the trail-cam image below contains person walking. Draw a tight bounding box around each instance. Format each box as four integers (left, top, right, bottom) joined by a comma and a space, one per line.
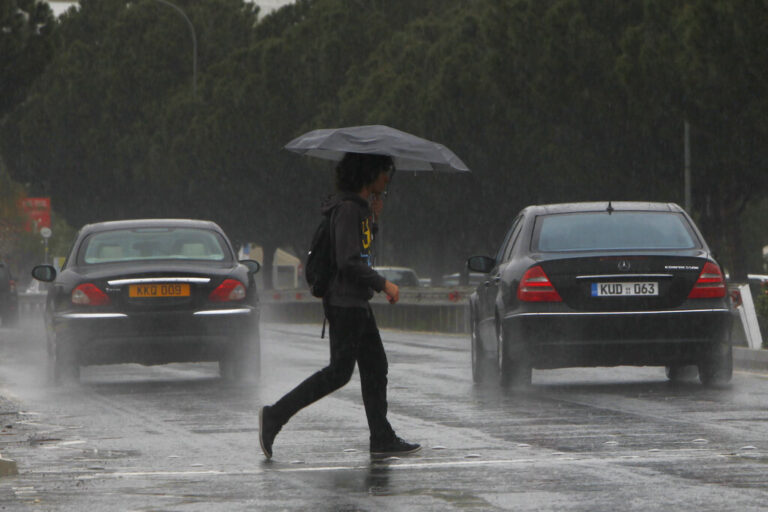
259, 152, 420, 459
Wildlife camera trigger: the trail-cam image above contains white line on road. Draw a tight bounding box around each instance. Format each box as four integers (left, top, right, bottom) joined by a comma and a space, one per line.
71, 448, 725, 480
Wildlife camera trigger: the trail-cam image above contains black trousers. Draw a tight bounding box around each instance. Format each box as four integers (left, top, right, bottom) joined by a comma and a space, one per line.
269, 304, 396, 444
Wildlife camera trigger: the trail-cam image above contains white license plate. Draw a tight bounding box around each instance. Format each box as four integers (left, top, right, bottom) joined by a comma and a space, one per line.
591, 282, 658, 297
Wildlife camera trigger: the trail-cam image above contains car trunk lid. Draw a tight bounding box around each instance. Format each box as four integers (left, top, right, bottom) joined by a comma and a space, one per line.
77, 263, 234, 311
539, 254, 710, 310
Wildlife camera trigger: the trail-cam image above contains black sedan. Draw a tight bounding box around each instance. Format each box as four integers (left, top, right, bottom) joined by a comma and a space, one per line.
467, 202, 733, 387
31, 219, 261, 383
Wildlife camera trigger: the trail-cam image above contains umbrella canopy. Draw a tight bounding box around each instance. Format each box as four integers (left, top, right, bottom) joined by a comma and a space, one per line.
284, 125, 470, 173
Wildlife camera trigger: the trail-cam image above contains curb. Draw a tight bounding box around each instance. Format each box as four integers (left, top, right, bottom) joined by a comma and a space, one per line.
734, 346, 768, 373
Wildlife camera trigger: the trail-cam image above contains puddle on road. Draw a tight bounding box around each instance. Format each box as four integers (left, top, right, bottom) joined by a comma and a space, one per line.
190, 427, 258, 434
28, 435, 63, 445
75, 448, 141, 459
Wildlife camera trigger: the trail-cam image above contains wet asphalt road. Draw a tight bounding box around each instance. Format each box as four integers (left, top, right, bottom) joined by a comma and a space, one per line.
0, 320, 767, 511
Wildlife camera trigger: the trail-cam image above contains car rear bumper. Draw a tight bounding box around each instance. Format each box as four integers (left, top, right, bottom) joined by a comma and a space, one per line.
502, 307, 732, 368
52, 306, 258, 366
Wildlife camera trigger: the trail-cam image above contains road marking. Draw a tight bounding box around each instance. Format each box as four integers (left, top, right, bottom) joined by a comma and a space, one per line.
77, 470, 227, 479
71, 449, 728, 480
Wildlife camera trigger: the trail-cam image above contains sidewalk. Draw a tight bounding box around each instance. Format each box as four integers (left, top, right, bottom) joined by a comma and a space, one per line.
0, 395, 20, 476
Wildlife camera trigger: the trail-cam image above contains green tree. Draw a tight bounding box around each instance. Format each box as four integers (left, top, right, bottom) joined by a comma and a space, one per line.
181, 0, 461, 286
0, 0, 57, 118
329, 0, 655, 278
1, 0, 258, 227
619, 0, 768, 279
4, 0, 768, 288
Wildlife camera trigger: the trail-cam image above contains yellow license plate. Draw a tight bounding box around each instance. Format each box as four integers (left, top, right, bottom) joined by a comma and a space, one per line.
129, 283, 190, 298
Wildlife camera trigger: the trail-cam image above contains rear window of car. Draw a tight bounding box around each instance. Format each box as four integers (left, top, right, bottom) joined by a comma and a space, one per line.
533, 212, 699, 252
79, 227, 232, 264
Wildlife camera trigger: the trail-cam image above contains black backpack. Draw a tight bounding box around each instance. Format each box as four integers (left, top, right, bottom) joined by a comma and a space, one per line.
305, 209, 336, 298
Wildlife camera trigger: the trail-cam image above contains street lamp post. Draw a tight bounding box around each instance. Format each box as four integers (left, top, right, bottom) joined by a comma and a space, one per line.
152, 0, 197, 97
684, 120, 691, 212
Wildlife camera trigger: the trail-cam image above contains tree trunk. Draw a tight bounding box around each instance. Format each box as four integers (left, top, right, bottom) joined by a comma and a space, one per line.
262, 242, 275, 290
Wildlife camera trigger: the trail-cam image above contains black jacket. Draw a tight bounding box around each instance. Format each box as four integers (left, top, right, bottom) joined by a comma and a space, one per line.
322, 193, 386, 308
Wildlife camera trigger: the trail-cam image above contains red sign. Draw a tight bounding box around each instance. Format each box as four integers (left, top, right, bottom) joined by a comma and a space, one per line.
18, 197, 51, 232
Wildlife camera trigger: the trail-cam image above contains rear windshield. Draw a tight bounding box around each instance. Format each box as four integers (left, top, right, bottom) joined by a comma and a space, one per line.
533, 212, 699, 252
79, 227, 232, 264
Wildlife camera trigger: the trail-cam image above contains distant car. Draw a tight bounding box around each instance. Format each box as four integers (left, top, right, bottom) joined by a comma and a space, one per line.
373, 266, 421, 287
441, 272, 486, 287
24, 279, 48, 295
0, 260, 19, 327
467, 202, 733, 387
31, 219, 261, 383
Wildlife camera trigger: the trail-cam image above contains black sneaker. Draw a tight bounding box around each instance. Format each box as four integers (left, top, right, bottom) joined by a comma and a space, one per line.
370, 436, 421, 457
259, 406, 282, 459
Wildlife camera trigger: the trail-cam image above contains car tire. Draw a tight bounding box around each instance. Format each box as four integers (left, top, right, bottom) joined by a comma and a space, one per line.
52, 332, 80, 384
470, 313, 495, 384
665, 365, 698, 382
698, 342, 733, 386
220, 332, 261, 382
1, 309, 19, 328
497, 321, 531, 389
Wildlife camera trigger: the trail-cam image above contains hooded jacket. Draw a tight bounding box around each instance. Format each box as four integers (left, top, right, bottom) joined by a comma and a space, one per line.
321, 192, 386, 308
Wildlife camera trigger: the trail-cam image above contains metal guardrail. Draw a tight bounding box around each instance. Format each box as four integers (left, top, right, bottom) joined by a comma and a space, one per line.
261, 287, 472, 334
17, 293, 46, 317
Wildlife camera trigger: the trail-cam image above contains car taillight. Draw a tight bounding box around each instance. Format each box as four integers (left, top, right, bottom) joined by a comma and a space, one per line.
72, 283, 110, 306
209, 279, 246, 302
517, 265, 562, 302
688, 261, 726, 299
9, 279, 15, 293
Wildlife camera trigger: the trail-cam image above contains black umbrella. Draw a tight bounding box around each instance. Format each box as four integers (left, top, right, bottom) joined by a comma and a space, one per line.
284, 124, 470, 173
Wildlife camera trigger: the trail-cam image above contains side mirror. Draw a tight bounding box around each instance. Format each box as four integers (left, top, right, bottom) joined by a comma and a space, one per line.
32, 264, 57, 282
467, 255, 495, 274
240, 259, 261, 274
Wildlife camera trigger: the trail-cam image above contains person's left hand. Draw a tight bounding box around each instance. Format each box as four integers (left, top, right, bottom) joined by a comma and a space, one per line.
371, 194, 384, 220
383, 280, 399, 304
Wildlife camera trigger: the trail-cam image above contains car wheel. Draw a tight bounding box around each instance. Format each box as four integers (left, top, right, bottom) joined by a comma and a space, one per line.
1, 309, 19, 328
698, 342, 733, 386
471, 314, 495, 384
52, 332, 80, 384
665, 365, 698, 382
220, 332, 261, 382
497, 321, 531, 389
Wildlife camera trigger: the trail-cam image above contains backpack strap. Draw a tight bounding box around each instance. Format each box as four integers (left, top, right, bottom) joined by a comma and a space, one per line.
319, 201, 348, 339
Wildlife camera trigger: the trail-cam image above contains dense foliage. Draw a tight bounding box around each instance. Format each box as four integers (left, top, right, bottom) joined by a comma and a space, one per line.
2, 0, 767, 284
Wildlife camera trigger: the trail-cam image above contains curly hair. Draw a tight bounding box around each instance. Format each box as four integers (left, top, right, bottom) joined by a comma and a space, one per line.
335, 153, 394, 193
